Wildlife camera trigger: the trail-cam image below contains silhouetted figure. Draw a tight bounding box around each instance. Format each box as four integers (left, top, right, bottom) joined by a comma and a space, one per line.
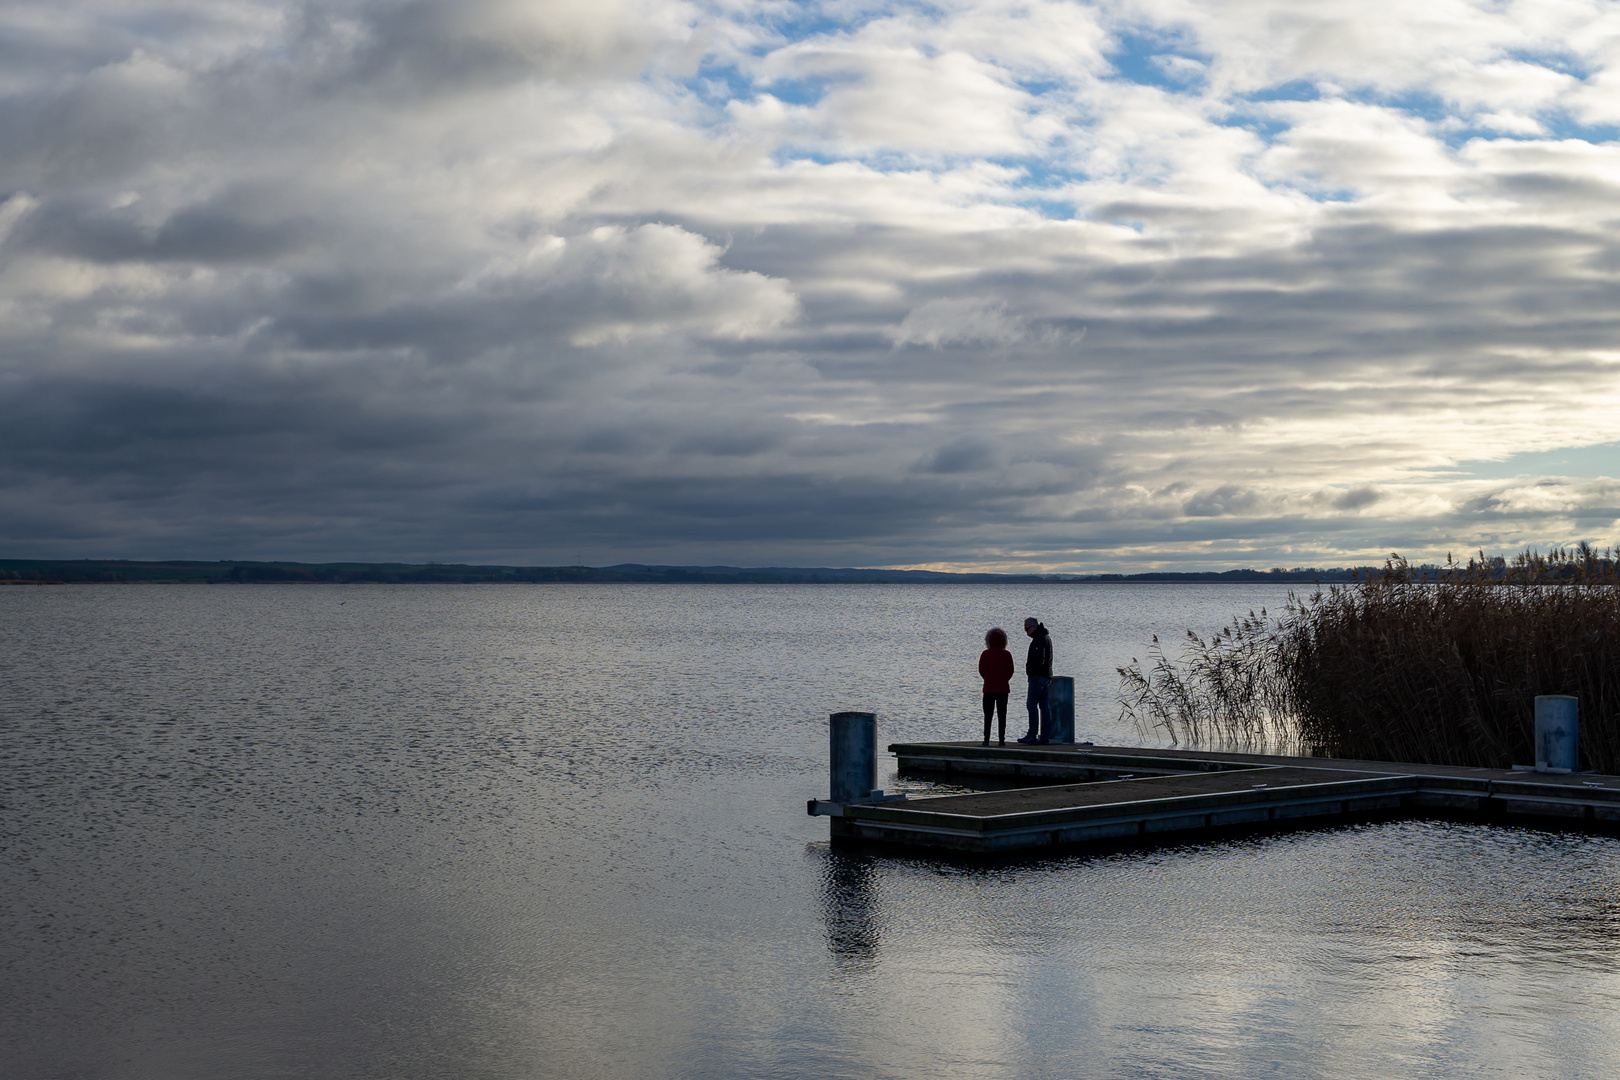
978, 627, 1014, 745
1017, 617, 1054, 744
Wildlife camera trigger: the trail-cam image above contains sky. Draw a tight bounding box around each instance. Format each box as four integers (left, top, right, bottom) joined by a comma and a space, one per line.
3, 0, 1620, 572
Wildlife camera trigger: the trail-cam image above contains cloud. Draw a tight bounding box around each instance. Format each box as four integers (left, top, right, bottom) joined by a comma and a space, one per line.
1180, 485, 1264, 518
1331, 486, 1382, 512
916, 434, 1002, 474
888, 298, 1027, 348
4, 1, 1620, 570
474, 224, 801, 346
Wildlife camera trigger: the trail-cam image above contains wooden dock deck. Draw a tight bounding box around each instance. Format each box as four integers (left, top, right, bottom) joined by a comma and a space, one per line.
817, 742, 1620, 854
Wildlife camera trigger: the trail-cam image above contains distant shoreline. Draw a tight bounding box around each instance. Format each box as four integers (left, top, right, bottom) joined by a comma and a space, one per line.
0, 558, 1369, 586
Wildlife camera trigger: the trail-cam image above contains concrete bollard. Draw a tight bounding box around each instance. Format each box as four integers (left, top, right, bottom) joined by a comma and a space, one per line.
829, 711, 878, 803
1535, 695, 1579, 773
808, 712, 906, 817
1048, 676, 1075, 744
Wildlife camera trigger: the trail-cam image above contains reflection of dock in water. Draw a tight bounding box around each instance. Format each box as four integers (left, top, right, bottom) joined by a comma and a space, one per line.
811, 733, 1620, 856
817, 851, 883, 970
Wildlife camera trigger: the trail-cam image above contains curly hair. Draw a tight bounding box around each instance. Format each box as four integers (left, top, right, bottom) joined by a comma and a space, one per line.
985, 627, 1008, 648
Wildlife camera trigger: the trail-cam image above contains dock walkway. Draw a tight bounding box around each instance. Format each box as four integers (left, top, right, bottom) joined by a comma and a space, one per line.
819, 742, 1620, 854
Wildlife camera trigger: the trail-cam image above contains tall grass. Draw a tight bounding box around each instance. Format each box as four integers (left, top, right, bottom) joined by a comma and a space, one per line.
1118, 548, 1620, 770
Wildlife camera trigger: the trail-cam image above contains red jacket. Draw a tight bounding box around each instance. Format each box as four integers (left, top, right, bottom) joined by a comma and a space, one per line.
979, 648, 1014, 694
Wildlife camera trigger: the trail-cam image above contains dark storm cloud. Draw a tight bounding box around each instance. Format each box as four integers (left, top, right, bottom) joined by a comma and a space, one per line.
347, 0, 679, 90
1333, 487, 1382, 512
916, 435, 1001, 475
12, 197, 309, 263
1182, 486, 1262, 518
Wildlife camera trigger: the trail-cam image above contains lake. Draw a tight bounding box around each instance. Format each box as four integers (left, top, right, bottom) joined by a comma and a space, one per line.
5, 583, 1620, 1079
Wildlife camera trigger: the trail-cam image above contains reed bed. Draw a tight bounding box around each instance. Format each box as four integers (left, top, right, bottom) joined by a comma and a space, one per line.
1117, 548, 1620, 770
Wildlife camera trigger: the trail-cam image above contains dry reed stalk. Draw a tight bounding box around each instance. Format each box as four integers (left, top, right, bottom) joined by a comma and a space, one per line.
1117, 549, 1620, 769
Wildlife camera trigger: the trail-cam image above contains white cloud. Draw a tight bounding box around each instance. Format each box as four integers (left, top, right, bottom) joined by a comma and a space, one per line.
889, 298, 1026, 348
539, 224, 800, 345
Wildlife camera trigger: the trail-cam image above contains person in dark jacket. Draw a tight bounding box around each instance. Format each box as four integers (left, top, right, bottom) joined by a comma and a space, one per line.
978, 627, 1015, 746
1017, 617, 1054, 744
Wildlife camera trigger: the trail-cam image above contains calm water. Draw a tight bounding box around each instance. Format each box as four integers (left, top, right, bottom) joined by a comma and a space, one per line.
5, 583, 1620, 1080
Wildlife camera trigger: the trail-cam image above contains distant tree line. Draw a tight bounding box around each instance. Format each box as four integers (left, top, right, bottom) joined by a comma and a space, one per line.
0, 558, 1380, 585
10, 552, 1610, 586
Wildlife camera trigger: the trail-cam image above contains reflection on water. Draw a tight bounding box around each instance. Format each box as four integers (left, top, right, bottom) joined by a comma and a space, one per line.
817, 849, 884, 971
5, 583, 1620, 1079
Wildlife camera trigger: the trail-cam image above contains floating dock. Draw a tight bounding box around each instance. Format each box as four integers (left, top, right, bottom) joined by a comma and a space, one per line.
815, 742, 1620, 854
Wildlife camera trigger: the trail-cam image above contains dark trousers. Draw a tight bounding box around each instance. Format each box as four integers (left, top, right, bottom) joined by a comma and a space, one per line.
1025, 676, 1052, 740
982, 692, 1008, 742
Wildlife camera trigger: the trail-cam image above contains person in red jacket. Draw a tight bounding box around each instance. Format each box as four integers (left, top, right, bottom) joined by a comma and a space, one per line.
978, 627, 1015, 746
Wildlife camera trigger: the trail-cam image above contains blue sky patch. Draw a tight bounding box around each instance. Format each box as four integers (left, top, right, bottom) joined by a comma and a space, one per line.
994, 157, 1088, 189
756, 76, 839, 106
1441, 442, 1620, 481
1104, 28, 1209, 91
686, 60, 754, 106
1243, 80, 1322, 104
1502, 47, 1593, 80
755, 4, 858, 47
1539, 115, 1620, 144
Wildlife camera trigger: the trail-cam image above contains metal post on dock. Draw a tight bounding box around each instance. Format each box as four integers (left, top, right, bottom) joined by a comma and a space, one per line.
829, 711, 877, 803
1534, 695, 1579, 773
809, 712, 907, 817
1048, 677, 1075, 744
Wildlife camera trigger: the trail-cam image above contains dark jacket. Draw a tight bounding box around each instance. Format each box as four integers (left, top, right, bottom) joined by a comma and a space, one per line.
979, 648, 1015, 694
1025, 623, 1052, 679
